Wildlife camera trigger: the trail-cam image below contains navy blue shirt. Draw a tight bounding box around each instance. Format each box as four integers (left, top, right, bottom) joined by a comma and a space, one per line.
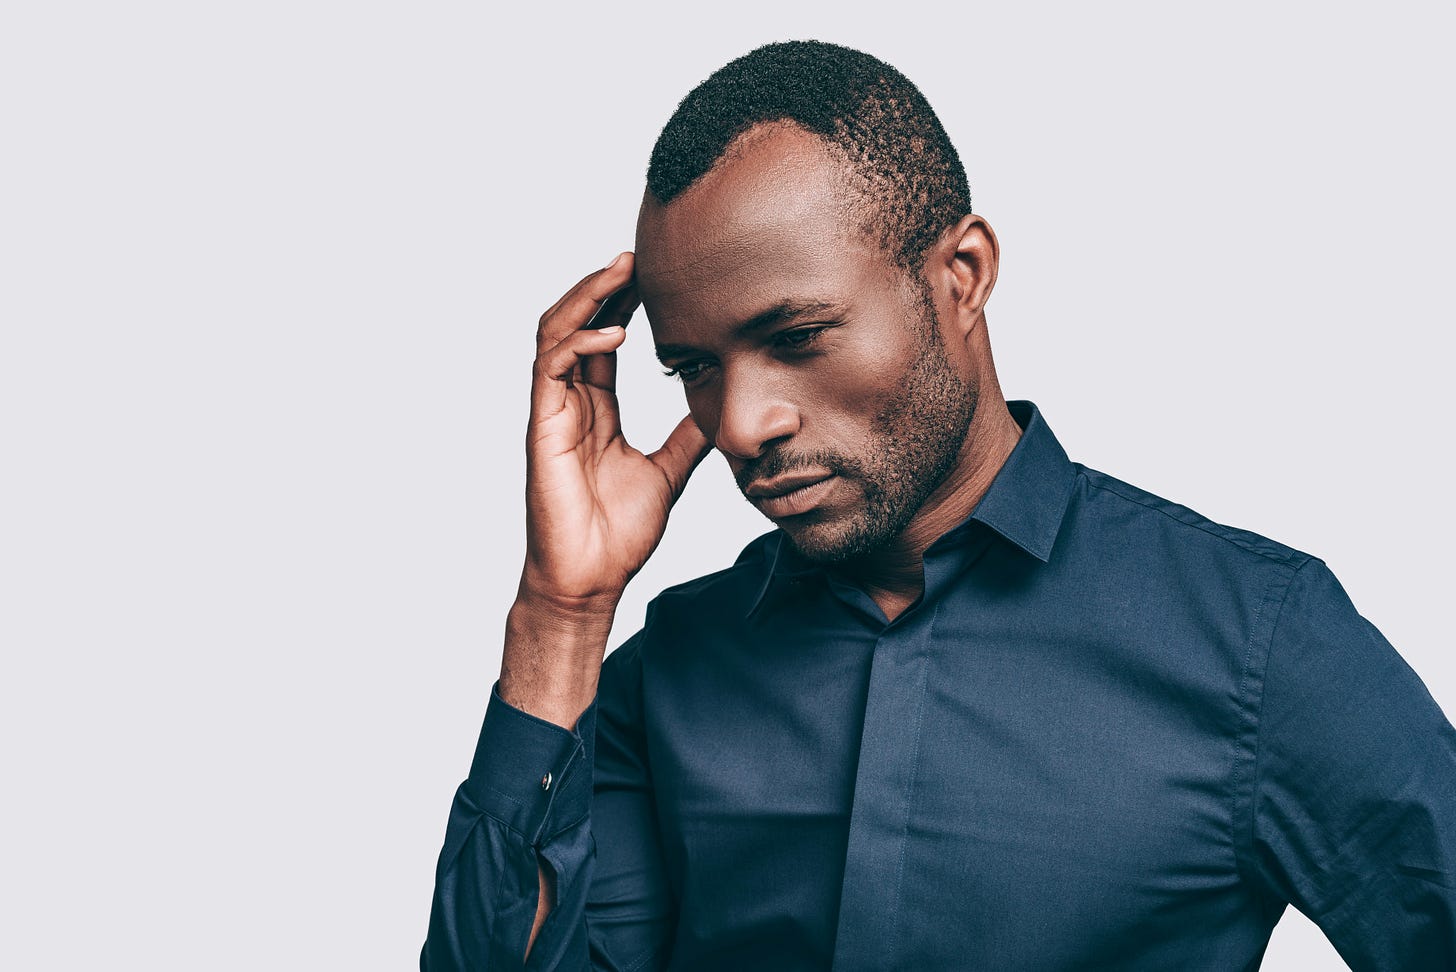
423, 400, 1456, 971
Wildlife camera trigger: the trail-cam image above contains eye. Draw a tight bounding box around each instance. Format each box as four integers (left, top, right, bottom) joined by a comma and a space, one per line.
662, 360, 714, 384
774, 325, 831, 351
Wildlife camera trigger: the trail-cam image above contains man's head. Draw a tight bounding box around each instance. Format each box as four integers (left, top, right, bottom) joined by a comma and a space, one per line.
634, 41, 1002, 565
645, 40, 971, 282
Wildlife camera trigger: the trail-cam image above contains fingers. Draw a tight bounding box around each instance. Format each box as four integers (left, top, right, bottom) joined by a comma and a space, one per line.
536, 252, 636, 356
580, 344, 618, 393
531, 325, 629, 419
584, 280, 640, 330
578, 283, 638, 390
648, 413, 714, 500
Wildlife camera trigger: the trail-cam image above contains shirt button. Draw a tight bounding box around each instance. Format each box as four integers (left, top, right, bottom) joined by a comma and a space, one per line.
540, 771, 552, 791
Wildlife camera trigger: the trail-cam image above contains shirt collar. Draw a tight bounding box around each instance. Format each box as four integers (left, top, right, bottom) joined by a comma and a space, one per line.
745, 399, 1077, 618
960, 399, 1078, 563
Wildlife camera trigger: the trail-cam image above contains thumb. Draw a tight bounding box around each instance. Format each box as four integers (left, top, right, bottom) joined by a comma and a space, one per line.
648, 413, 713, 500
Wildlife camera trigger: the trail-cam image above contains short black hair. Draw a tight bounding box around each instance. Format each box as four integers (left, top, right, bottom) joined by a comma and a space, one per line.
646, 40, 972, 279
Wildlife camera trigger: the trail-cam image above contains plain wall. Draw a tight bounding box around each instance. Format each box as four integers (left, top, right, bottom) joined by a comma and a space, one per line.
3, 1, 1451, 968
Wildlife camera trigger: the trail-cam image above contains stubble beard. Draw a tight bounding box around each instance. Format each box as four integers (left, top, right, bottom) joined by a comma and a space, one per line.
765, 288, 979, 565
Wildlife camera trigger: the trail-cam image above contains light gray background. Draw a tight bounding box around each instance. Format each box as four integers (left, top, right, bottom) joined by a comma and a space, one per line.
2, 2, 1451, 968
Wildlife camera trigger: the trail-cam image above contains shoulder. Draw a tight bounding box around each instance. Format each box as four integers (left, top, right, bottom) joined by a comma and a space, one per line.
1071, 461, 1315, 572
601, 529, 778, 676
645, 528, 780, 616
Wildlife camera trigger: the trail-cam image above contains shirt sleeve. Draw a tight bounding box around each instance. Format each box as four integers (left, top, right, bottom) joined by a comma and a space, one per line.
421, 630, 674, 971
1248, 557, 1456, 969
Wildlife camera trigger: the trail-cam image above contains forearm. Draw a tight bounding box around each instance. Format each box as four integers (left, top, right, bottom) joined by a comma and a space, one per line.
425, 250, 695, 969
498, 588, 619, 731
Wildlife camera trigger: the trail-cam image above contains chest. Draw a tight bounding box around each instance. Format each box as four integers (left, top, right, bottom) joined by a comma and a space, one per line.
640, 605, 1257, 967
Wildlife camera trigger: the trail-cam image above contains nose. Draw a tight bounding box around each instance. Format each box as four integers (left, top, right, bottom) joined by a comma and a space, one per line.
711, 371, 800, 461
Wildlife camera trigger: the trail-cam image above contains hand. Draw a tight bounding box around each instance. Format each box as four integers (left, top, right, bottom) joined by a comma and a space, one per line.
502, 252, 710, 725
520, 251, 712, 611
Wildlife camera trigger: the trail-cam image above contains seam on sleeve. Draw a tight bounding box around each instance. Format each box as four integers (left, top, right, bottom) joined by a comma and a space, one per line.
1230, 555, 1313, 894
621, 942, 668, 972
461, 756, 587, 847
475, 785, 534, 841
455, 779, 535, 845
537, 738, 592, 844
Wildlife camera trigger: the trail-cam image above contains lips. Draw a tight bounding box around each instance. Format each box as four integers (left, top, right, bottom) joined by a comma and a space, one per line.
744, 472, 837, 518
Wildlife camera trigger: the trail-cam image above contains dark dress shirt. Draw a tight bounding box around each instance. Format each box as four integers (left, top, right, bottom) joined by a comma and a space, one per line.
422, 400, 1456, 971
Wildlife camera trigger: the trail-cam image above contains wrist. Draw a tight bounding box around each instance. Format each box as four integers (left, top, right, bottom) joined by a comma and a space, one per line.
499, 590, 619, 730
517, 574, 622, 621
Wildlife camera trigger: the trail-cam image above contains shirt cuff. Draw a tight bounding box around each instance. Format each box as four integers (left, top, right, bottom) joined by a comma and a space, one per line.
464, 681, 597, 845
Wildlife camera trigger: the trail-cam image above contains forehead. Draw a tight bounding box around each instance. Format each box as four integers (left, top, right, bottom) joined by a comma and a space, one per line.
634, 124, 889, 339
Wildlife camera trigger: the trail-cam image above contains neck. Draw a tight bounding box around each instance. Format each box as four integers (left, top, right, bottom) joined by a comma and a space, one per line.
836, 394, 1024, 621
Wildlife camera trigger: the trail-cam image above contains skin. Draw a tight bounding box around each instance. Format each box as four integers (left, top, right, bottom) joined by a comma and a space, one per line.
636, 122, 1023, 617
505, 121, 1023, 955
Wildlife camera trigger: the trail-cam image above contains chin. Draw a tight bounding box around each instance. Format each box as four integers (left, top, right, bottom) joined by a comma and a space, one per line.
780, 514, 887, 565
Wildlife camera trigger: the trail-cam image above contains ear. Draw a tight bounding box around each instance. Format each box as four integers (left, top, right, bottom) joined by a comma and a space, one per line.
934, 214, 1000, 337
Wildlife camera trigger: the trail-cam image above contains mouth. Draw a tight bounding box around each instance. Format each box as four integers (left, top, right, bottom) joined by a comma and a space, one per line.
744, 473, 837, 519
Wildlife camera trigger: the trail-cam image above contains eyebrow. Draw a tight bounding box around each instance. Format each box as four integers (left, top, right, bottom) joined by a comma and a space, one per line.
654, 299, 842, 363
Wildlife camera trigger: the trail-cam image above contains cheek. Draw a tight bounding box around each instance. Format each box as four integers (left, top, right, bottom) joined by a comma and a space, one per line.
683, 387, 721, 441
678, 336, 917, 445
807, 341, 916, 425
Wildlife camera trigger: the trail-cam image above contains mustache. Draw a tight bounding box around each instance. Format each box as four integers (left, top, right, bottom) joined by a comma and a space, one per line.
733, 447, 860, 492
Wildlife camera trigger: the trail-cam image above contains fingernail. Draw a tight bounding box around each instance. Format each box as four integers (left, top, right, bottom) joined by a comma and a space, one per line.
605, 252, 625, 270
598, 325, 623, 334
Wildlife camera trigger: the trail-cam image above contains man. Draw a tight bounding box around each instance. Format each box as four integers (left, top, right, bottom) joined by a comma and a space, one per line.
423, 41, 1455, 970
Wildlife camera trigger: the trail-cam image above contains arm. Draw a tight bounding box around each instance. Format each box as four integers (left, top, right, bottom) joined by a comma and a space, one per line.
421, 254, 711, 970
421, 681, 598, 970
422, 631, 675, 972
1247, 557, 1456, 969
